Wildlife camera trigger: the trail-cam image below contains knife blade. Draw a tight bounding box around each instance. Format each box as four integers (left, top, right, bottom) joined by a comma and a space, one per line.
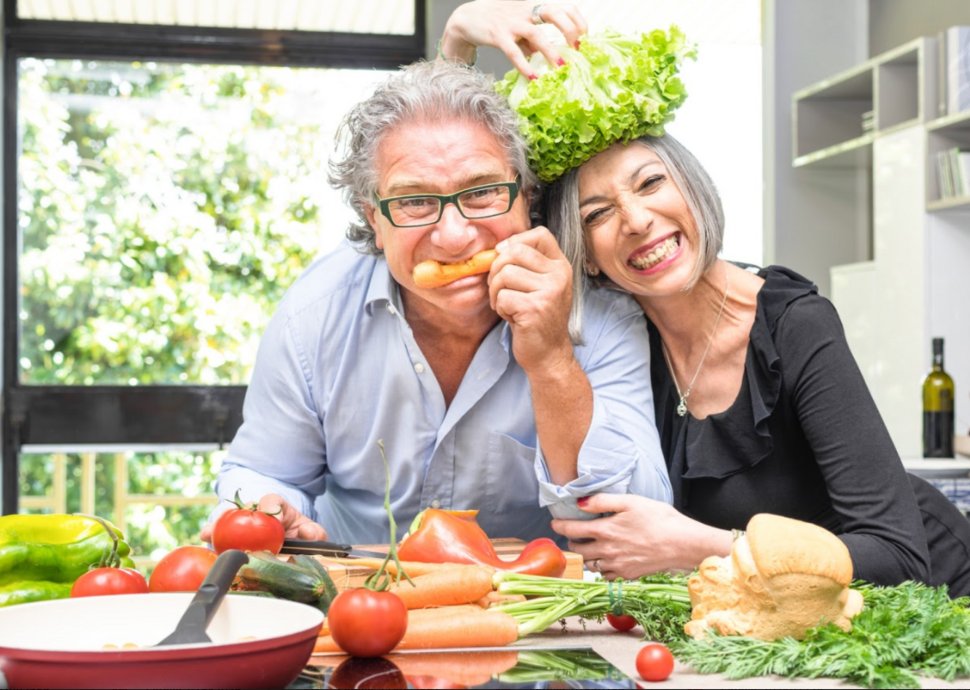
280, 538, 390, 559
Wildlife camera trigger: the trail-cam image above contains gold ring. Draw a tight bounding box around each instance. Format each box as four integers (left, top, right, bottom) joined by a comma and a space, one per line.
531, 4, 545, 25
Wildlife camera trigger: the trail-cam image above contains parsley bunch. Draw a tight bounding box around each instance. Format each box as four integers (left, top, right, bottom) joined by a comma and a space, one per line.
672, 581, 970, 689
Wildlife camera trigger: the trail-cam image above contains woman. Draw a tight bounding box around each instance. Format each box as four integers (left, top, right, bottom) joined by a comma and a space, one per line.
441, 1, 970, 597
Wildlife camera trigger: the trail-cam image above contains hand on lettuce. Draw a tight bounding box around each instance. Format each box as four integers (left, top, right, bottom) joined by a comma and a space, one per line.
496, 27, 696, 182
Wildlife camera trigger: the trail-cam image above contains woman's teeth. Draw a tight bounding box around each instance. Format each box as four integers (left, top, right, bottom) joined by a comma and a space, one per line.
630, 236, 679, 270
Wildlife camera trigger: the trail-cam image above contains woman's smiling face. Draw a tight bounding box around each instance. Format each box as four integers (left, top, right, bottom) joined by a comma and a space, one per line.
577, 140, 698, 298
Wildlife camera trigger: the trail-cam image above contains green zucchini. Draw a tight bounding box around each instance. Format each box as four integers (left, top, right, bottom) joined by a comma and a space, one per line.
236, 552, 338, 613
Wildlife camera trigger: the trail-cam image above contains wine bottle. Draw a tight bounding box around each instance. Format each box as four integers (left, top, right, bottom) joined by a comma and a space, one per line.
922, 337, 955, 458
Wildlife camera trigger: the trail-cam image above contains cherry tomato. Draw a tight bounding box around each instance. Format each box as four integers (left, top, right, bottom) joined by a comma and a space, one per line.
149, 545, 218, 592
71, 567, 149, 597
327, 588, 408, 657
606, 612, 638, 632
211, 499, 285, 555
636, 642, 675, 682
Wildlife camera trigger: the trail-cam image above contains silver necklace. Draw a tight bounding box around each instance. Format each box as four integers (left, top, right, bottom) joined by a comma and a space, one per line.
661, 270, 730, 417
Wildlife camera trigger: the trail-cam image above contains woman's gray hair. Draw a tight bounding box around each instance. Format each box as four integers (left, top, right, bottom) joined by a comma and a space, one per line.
329, 60, 538, 255
545, 134, 724, 340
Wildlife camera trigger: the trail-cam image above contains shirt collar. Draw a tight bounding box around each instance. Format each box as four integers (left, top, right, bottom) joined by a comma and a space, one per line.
363, 256, 405, 316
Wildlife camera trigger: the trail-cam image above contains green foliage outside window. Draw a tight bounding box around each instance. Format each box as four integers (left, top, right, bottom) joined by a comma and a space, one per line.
16, 59, 379, 564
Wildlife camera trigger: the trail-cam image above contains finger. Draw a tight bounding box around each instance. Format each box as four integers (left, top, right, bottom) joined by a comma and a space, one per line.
577, 492, 635, 515
494, 34, 542, 78
296, 520, 328, 541
257, 494, 287, 520
550, 516, 599, 543
503, 29, 563, 71
537, 4, 587, 53
199, 524, 213, 542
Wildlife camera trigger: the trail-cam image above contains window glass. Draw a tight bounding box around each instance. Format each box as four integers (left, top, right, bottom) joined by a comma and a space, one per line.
16, 0, 416, 34
18, 59, 390, 384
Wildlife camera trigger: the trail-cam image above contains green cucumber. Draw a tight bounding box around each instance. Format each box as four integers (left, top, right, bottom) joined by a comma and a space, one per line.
237, 552, 338, 613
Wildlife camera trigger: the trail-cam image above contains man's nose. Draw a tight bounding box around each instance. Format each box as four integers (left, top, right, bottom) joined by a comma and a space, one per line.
431, 202, 475, 250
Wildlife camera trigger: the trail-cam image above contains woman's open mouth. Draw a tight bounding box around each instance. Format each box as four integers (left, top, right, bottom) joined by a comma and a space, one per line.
628, 233, 681, 271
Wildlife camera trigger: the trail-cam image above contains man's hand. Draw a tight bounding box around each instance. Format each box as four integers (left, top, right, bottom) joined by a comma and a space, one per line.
200, 493, 328, 543
489, 226, 575, 374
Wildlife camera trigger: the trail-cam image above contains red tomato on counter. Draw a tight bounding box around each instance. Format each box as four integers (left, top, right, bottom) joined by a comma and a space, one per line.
71, 567, 149, 597
328, 588, 408, 657
211, 493, 285, 554
606, 612, 638, 632
636, 642, 675, 682
149, 545, 218, 592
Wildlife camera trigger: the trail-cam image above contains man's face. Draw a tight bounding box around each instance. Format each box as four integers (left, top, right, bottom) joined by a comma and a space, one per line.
365, 117, 530, 319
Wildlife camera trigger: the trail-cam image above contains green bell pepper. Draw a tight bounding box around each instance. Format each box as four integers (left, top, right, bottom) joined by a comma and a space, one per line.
0, 513, 135, 606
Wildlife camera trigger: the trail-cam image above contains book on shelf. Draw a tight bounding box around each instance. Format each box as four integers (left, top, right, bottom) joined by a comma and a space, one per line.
935, 147, 970, 199
947, 25, 970, 115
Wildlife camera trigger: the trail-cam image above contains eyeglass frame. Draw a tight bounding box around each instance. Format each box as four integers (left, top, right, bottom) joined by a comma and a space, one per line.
375, 175, 522, 228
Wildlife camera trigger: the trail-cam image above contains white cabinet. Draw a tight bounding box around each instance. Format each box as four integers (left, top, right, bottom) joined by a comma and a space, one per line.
794, 35, 970, 461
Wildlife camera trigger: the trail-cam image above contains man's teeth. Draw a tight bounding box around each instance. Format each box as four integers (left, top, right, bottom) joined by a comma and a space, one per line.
630, 236, 678, 270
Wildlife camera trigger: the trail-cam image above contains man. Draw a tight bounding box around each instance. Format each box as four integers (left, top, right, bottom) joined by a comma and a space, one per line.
201, 60, 669, 546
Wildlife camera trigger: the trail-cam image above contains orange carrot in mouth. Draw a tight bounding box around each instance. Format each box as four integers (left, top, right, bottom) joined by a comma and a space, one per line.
413, 249, 498, 288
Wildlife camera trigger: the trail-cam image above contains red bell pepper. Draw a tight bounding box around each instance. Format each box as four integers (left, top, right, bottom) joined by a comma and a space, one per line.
397, 508, 567, 578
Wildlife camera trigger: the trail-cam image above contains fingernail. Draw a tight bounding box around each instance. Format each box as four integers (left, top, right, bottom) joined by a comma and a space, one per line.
556, 57, 565, 66
575, 40, 582, 49
577, 496, 590, 507
528, 73, 538, 81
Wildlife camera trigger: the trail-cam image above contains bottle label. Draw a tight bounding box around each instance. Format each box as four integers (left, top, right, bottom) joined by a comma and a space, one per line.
923, 410, 955, 458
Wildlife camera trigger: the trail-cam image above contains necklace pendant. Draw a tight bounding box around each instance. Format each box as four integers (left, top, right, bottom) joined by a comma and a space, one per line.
676, 398, 688, 417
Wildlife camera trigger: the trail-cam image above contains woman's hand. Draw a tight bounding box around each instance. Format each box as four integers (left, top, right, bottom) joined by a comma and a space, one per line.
440, 1, 588, 78
550, 494, 733, 579
200, 493, 328, 543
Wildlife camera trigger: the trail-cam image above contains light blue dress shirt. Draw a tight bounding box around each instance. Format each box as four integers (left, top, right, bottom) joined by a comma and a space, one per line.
216, 241, 670, 544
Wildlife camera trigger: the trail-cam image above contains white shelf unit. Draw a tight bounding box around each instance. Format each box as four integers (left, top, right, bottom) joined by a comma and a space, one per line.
792, 37, 937, 169
926, 109, 970, 210
794, 34, 970, 461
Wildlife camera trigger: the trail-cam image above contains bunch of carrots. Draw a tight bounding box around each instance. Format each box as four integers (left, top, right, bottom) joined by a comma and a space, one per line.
312, 557, 692, 654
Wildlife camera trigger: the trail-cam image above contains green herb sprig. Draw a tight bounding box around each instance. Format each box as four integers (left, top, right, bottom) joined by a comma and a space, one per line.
672, 581, 970, 689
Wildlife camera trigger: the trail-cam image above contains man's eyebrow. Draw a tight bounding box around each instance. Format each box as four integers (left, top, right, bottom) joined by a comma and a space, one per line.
383, 173, 509, 197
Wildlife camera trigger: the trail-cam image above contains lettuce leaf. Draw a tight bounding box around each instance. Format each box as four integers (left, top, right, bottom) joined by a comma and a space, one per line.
496, 26, 696, 182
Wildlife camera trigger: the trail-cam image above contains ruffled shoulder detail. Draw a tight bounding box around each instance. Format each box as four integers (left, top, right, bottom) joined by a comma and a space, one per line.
680, 265, 818, 481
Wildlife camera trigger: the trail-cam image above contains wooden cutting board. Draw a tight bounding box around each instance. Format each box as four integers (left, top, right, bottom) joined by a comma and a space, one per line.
305, 539, 584, 591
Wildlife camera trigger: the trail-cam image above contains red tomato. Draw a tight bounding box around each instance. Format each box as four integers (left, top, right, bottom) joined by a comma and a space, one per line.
71, 567, 149, 597
636, 643, 675, 682
149, 545, 218, 592
327, 589, 408, 657
606, 612, 638, 632
211, 505, 285, 555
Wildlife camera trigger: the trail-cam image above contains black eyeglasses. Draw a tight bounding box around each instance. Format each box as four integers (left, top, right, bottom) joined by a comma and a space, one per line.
376, 176, 521, 228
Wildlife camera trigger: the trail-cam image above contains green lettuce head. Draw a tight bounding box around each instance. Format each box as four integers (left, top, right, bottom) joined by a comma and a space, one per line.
495, 26, 697, 182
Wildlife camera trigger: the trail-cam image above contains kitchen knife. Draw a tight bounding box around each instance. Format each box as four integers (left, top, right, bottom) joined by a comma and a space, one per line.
280, 538, 390, 558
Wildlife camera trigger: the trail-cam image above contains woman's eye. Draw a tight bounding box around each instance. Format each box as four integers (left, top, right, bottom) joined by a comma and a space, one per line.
582, 208, 611, 228
638, 175, 664, 192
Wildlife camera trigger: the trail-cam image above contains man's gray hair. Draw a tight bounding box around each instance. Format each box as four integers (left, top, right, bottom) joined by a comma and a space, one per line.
545, 134, 724, 340
329, 60, 538, 255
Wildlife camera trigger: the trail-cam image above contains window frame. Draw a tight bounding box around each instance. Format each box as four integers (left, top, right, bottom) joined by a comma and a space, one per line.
1, 0, 426, 513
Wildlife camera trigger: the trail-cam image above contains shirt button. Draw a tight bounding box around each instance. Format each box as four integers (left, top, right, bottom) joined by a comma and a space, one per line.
414, 362, 425, 373
386, 304, 397, 315
430, 499, 441, 508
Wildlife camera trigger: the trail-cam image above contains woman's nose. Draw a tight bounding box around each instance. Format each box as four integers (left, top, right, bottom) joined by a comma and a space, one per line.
617, 199, 653, 236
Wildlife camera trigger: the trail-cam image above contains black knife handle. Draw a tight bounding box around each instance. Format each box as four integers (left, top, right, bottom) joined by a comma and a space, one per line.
281, 538, 353, 556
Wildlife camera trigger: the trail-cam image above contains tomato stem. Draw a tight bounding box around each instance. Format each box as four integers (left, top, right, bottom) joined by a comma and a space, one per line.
364, 440, 413, 591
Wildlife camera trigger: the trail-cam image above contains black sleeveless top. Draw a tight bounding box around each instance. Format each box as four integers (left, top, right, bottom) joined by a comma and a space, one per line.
647, 265, 970, 596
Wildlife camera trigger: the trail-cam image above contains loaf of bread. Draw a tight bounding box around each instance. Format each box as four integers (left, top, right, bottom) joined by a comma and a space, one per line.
684, 513, 864, 641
